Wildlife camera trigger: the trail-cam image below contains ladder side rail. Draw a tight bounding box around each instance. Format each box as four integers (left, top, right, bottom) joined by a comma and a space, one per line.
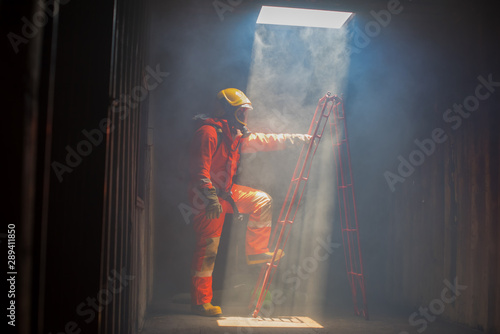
340, 102, 366, 279
329, 109, 355, 292
269, 97, 331, 247
253, 108, 331, 316
334, 155, 352, 280
331, 101, 362, 316
341, 143, 361, 276
288, 101, 336, 224
339, 101, 369, 320
252, 97, 329, 312
336, 103, 365, 284
279, 98, 333, 226
251, 94, 336, 317
336, 99, 369, 319
333, 104, 358, 283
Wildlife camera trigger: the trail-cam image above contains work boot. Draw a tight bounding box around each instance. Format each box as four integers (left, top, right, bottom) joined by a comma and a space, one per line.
246, 249, 285, 265
191, 303, 223, 317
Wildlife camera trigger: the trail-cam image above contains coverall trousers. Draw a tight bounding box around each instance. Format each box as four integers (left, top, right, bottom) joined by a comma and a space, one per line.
191, 184, 272, 305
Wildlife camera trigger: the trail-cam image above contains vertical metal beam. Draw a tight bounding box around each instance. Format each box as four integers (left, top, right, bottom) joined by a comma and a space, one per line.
100, 0, 150, 333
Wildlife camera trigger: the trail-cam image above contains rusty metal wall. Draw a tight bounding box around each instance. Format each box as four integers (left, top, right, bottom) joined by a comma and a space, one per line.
7, 0, 153, 333
100, 0, 153, 333
386, 107, 499, 332
382, 4, 500, 332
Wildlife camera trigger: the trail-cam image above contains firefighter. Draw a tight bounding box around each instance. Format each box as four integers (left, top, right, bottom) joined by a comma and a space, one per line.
189, 88, 310, 316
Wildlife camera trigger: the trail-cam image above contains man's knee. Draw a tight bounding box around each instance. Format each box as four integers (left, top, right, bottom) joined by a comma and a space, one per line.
259, 192, 272, 207
195, 237, 221, 275
251, 192, 272, 224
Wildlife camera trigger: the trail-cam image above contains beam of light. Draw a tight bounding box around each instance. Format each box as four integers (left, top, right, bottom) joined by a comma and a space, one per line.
221, 18, 350, 318
256, 6, 353, 29
217, 316, 323, 328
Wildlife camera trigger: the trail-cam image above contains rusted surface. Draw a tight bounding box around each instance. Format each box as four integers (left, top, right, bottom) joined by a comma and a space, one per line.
386, 101, 499, 332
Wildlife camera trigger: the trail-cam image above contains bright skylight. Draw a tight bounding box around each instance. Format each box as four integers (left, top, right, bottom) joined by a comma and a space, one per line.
256, 6, 353, 29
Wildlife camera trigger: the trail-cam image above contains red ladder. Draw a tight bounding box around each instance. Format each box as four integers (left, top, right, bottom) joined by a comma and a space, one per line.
330, 95, 369, 320
249, 92, 368, 320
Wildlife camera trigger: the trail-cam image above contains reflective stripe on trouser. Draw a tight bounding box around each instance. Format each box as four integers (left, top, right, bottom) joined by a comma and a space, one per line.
191, 184, 273, 305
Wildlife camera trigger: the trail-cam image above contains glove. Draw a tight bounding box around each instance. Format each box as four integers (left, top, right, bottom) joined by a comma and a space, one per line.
204, 187, 223, 219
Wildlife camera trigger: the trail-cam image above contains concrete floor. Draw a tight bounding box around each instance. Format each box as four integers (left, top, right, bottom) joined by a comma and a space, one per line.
142, 291, 483, 334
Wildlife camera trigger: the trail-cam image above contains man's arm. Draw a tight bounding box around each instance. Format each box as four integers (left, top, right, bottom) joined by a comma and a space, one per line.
189, 125, 223, 218
189, 125, 218, 189
241, 133, 311, 153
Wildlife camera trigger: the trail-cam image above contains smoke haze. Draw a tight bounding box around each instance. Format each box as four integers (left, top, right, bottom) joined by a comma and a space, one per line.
224, 23, 352, 314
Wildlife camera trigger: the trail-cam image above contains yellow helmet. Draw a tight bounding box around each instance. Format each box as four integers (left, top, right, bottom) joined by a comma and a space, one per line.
216, 88, 253, 126
217, 88, 252, 107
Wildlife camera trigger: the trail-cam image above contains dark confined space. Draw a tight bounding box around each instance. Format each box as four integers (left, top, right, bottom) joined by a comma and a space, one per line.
3, 0, 499, 333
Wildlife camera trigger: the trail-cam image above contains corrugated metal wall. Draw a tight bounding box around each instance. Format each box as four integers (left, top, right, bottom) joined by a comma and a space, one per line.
386, 108, 499, 332
100, 0, 154, 333
7, 0, 153, 333
382, 4, 500, 332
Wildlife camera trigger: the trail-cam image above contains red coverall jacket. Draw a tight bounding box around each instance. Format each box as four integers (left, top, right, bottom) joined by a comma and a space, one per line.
188, 117, 296, 196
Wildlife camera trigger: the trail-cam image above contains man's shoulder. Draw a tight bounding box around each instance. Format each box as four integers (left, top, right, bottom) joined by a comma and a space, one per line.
193, 114, 225, 129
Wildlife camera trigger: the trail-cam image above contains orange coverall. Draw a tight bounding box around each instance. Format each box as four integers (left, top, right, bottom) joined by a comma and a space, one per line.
188, 117, 297, 305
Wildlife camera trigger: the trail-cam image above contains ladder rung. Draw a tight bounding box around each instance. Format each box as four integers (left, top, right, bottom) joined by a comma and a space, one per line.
278, 220, 294, 225
342, 228, 358, 232
338, 184, 352, 189
292, 177, 308, 182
